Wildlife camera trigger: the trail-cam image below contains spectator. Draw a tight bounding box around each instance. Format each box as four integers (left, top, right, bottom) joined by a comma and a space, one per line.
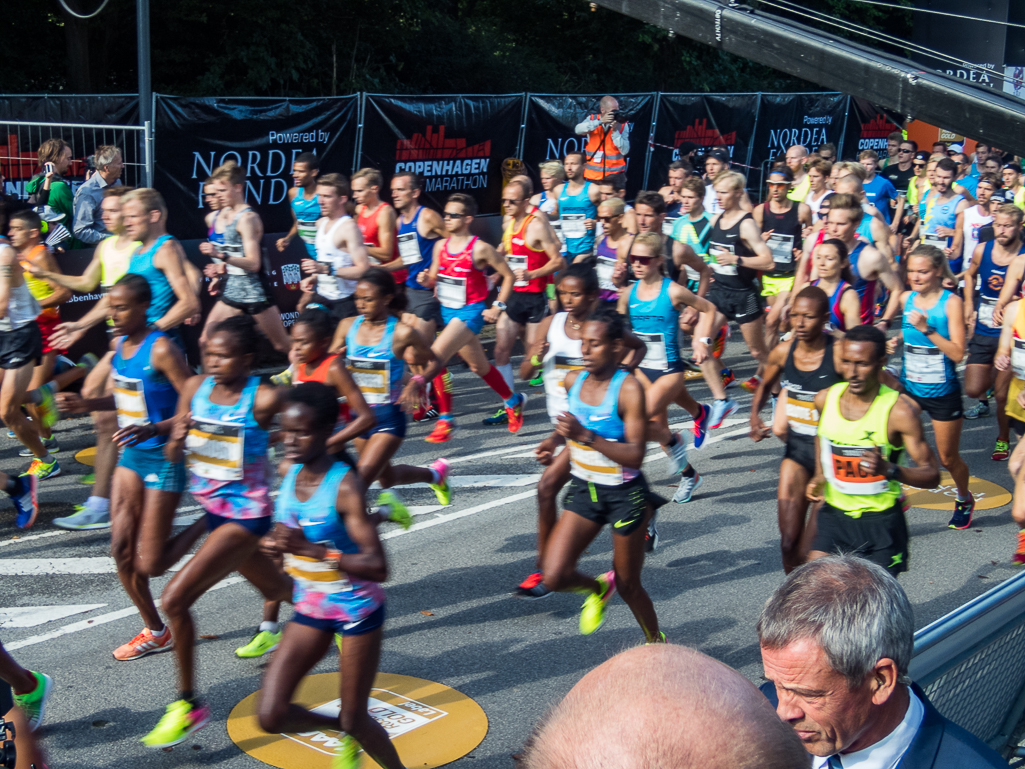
759, 555, 1010, 769
932, 140, 948, 156
24, 138, 74, 230
574, 95, 630, 182
73, 144, 123, 246
524, 644, 810, 769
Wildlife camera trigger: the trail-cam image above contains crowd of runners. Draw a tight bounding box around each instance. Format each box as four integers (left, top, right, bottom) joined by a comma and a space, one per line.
0, 134, 1023, 766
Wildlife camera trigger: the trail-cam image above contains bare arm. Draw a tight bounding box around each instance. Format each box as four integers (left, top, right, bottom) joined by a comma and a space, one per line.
276, 187, 300, 251
28, 249, 71, 308
886, 396, 941, 489
480, 242, 515, 322
737, 217, 775, 271
333, 219, 370, 281
519, 314, 555, 381
370, 205, 404, 273
750, 341, 791, 440
225, 211, 264, 272
962, 243, 984, 324
994, 255, 1025, 326
325, 359, 377, 453
0, 246, 16, 322
672, 240, 711, 297
995, 300, 1018, 371
152, 239, 201, 331
524, 217, 566, 281
25, 250, 103, 293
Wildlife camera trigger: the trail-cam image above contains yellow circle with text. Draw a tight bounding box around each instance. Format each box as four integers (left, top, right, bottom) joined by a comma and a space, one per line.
902, 473, 1011, 511
227, 672, 488, 768
74, 446, 97, 467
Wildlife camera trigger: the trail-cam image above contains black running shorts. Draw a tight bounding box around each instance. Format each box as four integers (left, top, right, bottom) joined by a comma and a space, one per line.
966, 334, 999, 366
0, 323, 41, 370
812, 500, 910, 576
506, 291, 549, 326
405, 288, 443, 327
907, 388, 963, 422
783, 434, 816, 474
708, 283, 764, 325
563, 473, 666, 536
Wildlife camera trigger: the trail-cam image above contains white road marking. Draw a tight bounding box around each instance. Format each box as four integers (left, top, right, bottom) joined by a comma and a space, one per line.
0, 531, 68, 547
0, 555, 192, 576
381, 490, 536, 540
0, 604, 107, 628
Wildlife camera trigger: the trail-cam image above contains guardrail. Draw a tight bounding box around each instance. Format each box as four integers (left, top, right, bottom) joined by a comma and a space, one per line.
910, 570, 1025, 756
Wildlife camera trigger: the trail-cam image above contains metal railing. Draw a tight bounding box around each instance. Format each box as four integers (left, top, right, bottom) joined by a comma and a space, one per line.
910, 570, 1025, 755
0, 120, 151, 197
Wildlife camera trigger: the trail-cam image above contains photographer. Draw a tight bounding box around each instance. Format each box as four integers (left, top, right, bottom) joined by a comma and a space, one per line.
574, 95, 631, 182
0, 641, 50, 768
72, 145, 123, 247
23, 139, 73, 234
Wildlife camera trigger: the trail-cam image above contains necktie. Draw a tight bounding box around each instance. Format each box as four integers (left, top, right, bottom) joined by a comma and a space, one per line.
827, 755, 843, 769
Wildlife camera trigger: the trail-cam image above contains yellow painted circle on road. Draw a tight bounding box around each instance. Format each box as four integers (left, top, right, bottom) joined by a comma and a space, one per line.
227, 672, 488, 768
902, 473, 1011, 511
74, 446, 97, 467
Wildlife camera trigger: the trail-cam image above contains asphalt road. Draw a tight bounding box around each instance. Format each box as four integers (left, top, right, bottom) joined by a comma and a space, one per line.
1, 338, 1020, 768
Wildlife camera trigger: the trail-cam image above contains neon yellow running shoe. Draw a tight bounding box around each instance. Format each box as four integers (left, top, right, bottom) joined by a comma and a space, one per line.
333, 734, 361, 769
579, 570, 616, 635
35, 383, 59, 429
141, 699, 210, 748
235, 629, 281, 658
646, 631, 667, 645
270, 367, 293, 386
26, 456, 60, 480
377, 491, 412, 530
79, 472, 95, 486
428, 458, 451, 505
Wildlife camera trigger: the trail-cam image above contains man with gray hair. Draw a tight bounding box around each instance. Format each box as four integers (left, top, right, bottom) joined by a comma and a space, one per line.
73, 144, 123, 246
575, 96, 630, 182
759, 555, 1009, 768
524, 644, 811, 769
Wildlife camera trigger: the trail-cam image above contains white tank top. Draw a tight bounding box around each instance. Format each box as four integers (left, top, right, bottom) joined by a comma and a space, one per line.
542, 313, 585, 423
805, 189, 830, 219
314, 215, 356, 301
962, 205, 993, 263
0, 244, 40, 332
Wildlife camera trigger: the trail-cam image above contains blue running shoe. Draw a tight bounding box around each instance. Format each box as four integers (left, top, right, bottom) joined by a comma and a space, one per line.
692, 403, 710, 449
11, 473, 38, 529
708, 398, 739, 429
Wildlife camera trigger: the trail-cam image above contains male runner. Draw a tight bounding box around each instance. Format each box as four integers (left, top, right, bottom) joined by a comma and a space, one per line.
879, 130, 902, 169
910, 157, 970, 273
952, 153, 979, 203
275, 152, 320, 258
833, 174, 896, 263
784, 145, 810, 202
352, 168, 406, 282
702, 151, 753, 214
658, 160, 692, 235
1002, 162, 1025, 211
670, 176, 714, 296
807, 325, 940, 576
859, 150, 898, 225
484, 179, 565, 426
953, 173, 997, 297
557, 153, 601, 262
411, 193, 525, 440
596, 172, 637, 235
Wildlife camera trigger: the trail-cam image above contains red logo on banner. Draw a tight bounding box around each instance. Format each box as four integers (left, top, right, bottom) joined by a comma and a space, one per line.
396, 126, 490, 161
674, 119, 736, 149
861, 114, 901, 139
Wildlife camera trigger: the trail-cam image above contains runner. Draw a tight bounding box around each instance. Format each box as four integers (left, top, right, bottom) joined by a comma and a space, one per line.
538, 306, 665, 641
295, 173, 369, 326
484, 179, 564, 426
55, 275, 199, 663
670, 176, 714, 298
785, 145, 811, 202
753, 166, 812, 347
596, 172, 637, 235
891, 246, 974, 528
994, 296, 1025, 562
593, 198, 633, 308
200, 161, 292, 354
803, 156, 833, 220
702, 151, 754, 215
809, 239, 861, 333
352, 168, 406, 285
137, 314, 294, 748
1002, 163, 1025, 211
954, 173, 997, 279
276, 152, 320, 258
620, 232, 729, 504
557, 153, 601, 263
411, 193, 525, 441
256, 381, 402, 769
962, 205, 1024, 456
833, 174, 896, 264
531, 160, 565, 251
334, 267, 452, 515
750, 286, 844, 573
806, 325, 940, 575
705, 170, 775, 393
859, 150, 899, 225
910, 158, 971, 275
659, 159, 692, 234
199, 178, 225, 296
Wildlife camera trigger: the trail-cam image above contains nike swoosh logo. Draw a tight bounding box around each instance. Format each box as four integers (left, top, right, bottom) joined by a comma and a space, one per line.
614, 516, 640, 529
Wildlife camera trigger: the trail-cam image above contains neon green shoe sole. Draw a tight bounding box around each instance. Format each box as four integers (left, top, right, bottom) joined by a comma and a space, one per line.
79, 472, 95, 486
378, 491, 412, 531
141, 699, 210, 748
235, 629, 282, 658
579, 571, 616, 635
12, 671, 51, 731
333, 734, 361, 769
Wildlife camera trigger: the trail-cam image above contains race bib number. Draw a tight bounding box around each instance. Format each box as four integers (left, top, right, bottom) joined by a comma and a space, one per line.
904, 344, 946, 384
562, 214, 586, 240
552, 220, 566, 249
662, 216, 679, 237
921, 233, 948, 250
112, 374, 149, 429
979, 296, 997, 328
785, 388, 819, 437
708, 241, 738, 276
596, 254, 618, 292
822, 440, 890, 495
1013, 338, 1025, 379
507, 254, 528, 288
569, 439, 623, 486
316, 257, 338, 295
436, 275, 467, 309
636, 331, 669, 372
398, 232, 421, 266
186, 417, 244, 481
347, 356, 391, 405
283, 552, 353, 595
767, 233, 795, 265
297, 219, 318, 245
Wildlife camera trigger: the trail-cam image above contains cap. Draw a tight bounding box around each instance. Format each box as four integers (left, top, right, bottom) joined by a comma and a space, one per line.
948, 142, 964, 153
703, 150, 730, 165
1004, 162, 1023, 174
914, 151, 930, 162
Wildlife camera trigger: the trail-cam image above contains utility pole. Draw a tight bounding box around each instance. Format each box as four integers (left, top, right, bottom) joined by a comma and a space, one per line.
137, 0, 152, 185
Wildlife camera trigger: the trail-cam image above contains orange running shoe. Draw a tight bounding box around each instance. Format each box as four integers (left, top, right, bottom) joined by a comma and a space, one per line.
506, 393, 527, 433
1013, 531, 1025, 566
740, 375, 761, 394
113, 627, 173, 661
712, 325, 729, 359
425, 418, 455, 444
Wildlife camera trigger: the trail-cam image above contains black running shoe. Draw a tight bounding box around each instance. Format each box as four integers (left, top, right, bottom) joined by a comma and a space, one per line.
514, 572, 551, 600
948, 493, 975, 530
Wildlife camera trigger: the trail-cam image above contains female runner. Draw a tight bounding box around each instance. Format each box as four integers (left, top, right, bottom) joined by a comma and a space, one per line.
257, 381, 403, 769
810, 238, 861, 334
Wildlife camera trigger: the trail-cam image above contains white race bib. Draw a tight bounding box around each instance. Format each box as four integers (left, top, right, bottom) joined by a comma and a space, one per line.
636, 331, 669, 372
436, 275, 467, 309
709, 241, 738, 276
112, 373, 149, 429
562, 214, 586, 240
1013, 338, 1025, 379
767, 233, 795, 265
297, 219, 318, 245
921, 233, 948, 250
904, 344, 946, 384
507, 254, 528, 288
979, 296, 997, 328
186, 416, 244, 481
398, 232, 421, 266
347, 356, 391, 405
662, 217, 679, 237
552, 220, 566, 248
569, 439, 623, 486
596, 254, 618, 292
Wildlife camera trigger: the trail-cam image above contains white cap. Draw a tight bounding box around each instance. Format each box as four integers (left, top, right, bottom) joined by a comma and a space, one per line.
949, 142, 964, 153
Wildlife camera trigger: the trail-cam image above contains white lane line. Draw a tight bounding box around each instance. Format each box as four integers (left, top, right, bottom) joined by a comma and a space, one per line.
381, 490, 536, 540
0, 531, 68, 547
0, 555, 194, 576
0, 604, 107, 628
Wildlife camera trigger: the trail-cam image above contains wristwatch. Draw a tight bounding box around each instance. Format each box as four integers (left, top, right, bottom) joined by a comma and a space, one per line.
494, 301, 508, 312
698, 337, 712, 346
885, 463, 901, 482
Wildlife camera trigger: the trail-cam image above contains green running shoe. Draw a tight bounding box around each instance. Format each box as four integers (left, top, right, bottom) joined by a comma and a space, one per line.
270, 367, 293, 386
377, 491, 412, 530
428, 458, 451, 505
35, 383, 58, 429
12, 671, 52, 731
26, 456, 60, 480
646, 631, 668, 645
141, 699, 210, 748
482, 406, 507, 426
333, 734, 361, 769
79, 472, 96, 486
579, 571, 616, 635
529, 375, 544, 387
235, 629, 282, 658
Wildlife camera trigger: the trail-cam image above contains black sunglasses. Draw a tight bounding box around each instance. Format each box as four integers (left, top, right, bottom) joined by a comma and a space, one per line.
442, 212, 466, 220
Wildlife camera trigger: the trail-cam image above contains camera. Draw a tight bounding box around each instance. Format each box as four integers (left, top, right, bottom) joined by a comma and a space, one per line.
611, 110, 629, 123
86, 155, 97, 170
0, 716, 15, 768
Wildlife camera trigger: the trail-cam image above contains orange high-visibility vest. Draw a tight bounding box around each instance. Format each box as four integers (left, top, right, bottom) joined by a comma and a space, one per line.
582, 117, 627, 181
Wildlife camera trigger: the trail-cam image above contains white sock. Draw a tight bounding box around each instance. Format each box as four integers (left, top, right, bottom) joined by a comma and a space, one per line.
150, 625, 168, 637
259, 621, 279, 634
497, 363, 514, 391
86, 496, 110, 513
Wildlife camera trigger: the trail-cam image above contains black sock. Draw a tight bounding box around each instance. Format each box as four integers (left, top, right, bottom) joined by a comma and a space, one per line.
682, 465, 696, 478
667, 434, 679, 448
181, 690, 196, 706
4, 476, 18, 495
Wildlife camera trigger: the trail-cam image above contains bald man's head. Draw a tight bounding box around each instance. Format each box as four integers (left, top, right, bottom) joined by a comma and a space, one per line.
600, 95, 620, 114
835, 175, 864, 196
524, 645, 810, 769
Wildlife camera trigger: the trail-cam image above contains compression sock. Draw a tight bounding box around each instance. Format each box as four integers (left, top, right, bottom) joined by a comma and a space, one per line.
433, 369, 453, 417
496, 363, 514, 392
86, 496, 110, 513
259, 621, 279, 634
481, 365, 513, 401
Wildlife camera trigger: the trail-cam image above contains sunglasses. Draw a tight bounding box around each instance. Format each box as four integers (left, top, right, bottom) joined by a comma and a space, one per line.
597, 215, 619, 222
629, 254, 654, 265
898, 148, 913, 154
501, 198, 522, 205
913, 163, 926, 169
767, 181, 789, 188
442, 212, 466, 220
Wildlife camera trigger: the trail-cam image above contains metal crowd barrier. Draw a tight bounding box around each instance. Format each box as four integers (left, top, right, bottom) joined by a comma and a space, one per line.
910, 570, 1025, 756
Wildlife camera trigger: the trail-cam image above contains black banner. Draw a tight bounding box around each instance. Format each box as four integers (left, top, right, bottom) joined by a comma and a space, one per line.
648, 93, 758, 190
0, 95, 139, 124
153, 95, 359, 240
750, 93, 848, 189
521, 94, 655, 198
358, 94, 523, 214
841, 97, 904, 159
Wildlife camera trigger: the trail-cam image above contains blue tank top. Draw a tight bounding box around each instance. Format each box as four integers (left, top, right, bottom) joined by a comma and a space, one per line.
813, 279, 853, 333
567, 369, 638, 482
628, 277, 680, 371
345, 315, 405, 412
901, 290, 958, 397
975, 241, 1023, 337
111, 329, 178, 449
856, 213, 874, 243
920, 193, 964, 244
274, 461, 385, 621
559, 181, 597, 255
129, 235, 177, 326
290, 190, 320, 258
399, 207, 438, 289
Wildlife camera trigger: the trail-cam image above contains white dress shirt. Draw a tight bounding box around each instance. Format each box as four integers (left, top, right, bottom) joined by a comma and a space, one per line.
813, 689, 925, 769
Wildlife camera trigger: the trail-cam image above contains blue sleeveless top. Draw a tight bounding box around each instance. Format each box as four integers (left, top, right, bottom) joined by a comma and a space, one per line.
290, 190, 320, 258
567, 369, 638, 483
399, 207, 439, 289
345, 316, 405, 412
975, 241, 1024, 337
901, 290, 958, 397
628, 277, 680, 371
559, 181, 597, 254
186, 375, 271, 520
112, 329, 178, 449
128, 235, 176, 326
274, 461, 385, 621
